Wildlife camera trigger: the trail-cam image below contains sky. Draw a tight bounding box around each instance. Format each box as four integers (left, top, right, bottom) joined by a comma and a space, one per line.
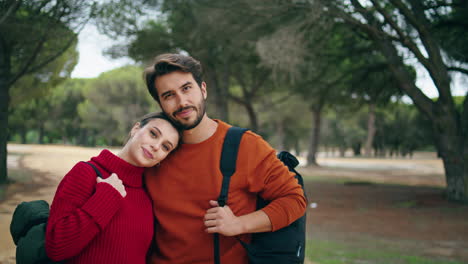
71, 24, 133, 79
72, 24, 466, 100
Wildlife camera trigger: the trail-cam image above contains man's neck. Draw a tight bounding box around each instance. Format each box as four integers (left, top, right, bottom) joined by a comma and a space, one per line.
182, 115, 218, 144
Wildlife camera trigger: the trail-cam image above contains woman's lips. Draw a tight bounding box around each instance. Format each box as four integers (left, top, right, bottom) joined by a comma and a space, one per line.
142, 147, 154, 159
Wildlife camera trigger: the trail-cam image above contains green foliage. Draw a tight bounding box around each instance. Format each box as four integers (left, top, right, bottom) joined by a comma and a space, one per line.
45, 78, 88, 144
0, 0, 99, 183
127, 20, 175, 64
430, 0, 468, 63
10, 41, 79, 106
78, 65, 156, 146
373, 102, 433, 157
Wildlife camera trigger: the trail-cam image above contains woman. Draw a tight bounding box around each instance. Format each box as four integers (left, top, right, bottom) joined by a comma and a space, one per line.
45, 112, 180, 263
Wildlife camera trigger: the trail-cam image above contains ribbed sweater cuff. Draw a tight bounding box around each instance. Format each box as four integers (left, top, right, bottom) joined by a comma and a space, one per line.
81, 183, 124, 230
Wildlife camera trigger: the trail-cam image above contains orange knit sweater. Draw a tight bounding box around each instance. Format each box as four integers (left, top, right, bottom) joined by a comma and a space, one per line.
145, 120, 307, 264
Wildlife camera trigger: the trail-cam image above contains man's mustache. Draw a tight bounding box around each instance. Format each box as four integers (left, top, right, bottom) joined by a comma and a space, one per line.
173, 106, 196, 116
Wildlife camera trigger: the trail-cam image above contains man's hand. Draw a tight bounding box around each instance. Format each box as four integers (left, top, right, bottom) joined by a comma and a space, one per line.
204, 200, 245, 236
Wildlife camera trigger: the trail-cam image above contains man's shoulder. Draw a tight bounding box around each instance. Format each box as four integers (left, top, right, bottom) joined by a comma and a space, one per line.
217, 120, 263, 141
213, 119, 273, 153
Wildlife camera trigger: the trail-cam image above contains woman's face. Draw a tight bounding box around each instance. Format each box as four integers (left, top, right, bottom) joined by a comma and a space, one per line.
120, 118, 179, 167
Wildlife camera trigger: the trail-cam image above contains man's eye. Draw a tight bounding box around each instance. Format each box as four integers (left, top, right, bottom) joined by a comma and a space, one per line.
163, 93, 173, 99
182, 86, 191, 91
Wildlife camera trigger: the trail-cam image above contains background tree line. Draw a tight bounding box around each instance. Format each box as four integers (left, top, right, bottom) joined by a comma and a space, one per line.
8, 69, 437, 157
1, 0, 466, 202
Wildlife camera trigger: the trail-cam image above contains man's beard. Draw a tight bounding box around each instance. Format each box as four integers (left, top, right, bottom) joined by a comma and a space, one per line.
169, 99, 206, 130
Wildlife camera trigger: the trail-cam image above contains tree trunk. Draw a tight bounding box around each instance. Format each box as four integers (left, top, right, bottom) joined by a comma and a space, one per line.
244, 101, 259, 132
276, 118, 285, 150
432, 114, 467, 202
352, 143, 361, 156
20, 129, 27, 144
205, 69, 229, 122
307, 105, 322, 166
364, 103, 376, 157
78, 129, 88, 146
38, 124, 45, 144
373, 28, 467, 201
0, 49, 10, 184
339, 147, 346, 157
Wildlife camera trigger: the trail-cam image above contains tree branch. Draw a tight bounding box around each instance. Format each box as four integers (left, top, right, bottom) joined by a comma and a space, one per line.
9, 15, 88, 86
447, 66, 468, 76
390, 0, 452, 103
8, 37, 47, 86
227, 93, 247, 107
0, 0, 22, 26
250, 69, 270, 98
369, 0, 431, 70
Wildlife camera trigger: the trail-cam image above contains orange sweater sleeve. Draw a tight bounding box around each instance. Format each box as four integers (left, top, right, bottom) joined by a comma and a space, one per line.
242, 132, 307, 231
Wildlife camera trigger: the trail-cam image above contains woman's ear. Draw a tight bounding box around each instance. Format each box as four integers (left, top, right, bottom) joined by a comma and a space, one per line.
130, 122, 141, 138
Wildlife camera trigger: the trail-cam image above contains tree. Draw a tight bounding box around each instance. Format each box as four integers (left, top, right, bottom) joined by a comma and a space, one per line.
102, 0, 235, 122
317, 0, 468, 201
347, 53, 408, 156
0, 0, 96, 183
45, 78, 87, 145
78, 66, 156, 146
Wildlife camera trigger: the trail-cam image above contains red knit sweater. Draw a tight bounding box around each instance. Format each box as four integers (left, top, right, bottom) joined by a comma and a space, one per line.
45, 149, 153, 264
145, 120, 307, 264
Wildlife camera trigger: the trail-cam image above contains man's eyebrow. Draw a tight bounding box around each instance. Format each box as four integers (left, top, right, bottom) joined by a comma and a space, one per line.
160, 81, 192, 98
180, 81, 191, 88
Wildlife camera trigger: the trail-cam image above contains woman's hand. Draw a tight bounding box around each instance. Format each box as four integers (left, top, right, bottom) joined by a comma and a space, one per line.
97, 173, 127, 197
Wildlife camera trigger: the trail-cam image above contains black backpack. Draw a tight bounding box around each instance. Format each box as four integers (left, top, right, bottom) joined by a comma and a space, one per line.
10, 162, 102, 264
214, 127, 307, 264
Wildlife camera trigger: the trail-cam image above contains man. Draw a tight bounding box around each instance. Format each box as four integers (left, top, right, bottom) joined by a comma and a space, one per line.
143, 53, 306, 264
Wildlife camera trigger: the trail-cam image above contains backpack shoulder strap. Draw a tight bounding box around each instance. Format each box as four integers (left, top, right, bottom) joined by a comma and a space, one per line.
214, 126, 248, 264
217, 126, 249, 206
82, 161, 103, 178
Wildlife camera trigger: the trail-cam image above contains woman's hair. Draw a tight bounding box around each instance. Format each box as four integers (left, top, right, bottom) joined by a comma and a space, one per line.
127, 111, 183, 149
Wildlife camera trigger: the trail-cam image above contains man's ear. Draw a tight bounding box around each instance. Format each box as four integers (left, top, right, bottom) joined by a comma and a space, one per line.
201, 81, 207, 100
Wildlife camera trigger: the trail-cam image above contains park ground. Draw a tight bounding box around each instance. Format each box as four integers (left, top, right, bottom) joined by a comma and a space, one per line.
1, 144, 467, 264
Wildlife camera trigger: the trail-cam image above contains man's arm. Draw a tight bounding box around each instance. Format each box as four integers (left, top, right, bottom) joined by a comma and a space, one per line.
204, 132, 306, 236
204, 200, 271, 236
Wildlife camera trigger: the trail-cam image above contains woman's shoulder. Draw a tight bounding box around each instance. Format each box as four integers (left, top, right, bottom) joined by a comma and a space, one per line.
59, 161, 100, 189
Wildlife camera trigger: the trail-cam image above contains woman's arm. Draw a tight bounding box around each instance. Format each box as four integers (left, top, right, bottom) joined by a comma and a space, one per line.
45, 162, 124, 261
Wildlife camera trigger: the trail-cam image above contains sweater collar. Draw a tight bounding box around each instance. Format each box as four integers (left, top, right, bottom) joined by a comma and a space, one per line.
91, 149, 145, 187
180, 119, 230, 150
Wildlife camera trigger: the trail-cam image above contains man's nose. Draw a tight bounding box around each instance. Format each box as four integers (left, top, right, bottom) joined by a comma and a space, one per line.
176, 93, 189, 108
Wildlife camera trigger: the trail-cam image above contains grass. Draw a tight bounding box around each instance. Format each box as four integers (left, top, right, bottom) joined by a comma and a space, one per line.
394, 200, 419, 208
306, 239, 464, 264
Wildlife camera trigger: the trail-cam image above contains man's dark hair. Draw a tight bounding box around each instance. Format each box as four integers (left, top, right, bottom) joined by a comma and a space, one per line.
143, 53, 203, 103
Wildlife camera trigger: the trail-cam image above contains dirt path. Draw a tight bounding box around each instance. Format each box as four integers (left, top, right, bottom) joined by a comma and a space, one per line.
0, 144, 108, 264
0, 145, 463, 263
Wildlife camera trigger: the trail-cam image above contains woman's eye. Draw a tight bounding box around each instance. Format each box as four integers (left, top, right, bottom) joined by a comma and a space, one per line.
163, 145, 170, 151
150, 131, 157, 138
